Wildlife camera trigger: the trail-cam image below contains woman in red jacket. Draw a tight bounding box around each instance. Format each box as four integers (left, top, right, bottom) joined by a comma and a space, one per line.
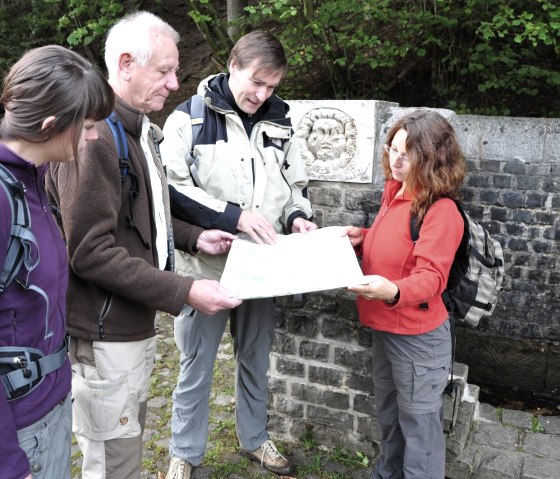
344, 110, 466, 478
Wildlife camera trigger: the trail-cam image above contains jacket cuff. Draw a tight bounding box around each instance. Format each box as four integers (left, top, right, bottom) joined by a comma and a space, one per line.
287, 210, 308, 233
220, 203, 242, 234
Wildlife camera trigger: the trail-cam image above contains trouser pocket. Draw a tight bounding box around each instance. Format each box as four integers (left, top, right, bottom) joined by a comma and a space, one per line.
412, 356, 450, 406
18, 395, 72, 478
71, 363, 140, 441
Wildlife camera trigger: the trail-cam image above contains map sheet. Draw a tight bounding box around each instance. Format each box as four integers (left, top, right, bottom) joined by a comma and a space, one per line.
220, 226, 366, 299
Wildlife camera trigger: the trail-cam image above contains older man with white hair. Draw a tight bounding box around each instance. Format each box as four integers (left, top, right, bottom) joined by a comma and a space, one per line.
46, 11, 241, 479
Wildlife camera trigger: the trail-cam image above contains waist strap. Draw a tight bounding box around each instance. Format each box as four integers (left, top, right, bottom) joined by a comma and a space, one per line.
0, 335, 69, 400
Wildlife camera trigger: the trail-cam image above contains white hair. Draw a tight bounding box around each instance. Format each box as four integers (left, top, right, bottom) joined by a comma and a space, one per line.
104, 11, 180, 81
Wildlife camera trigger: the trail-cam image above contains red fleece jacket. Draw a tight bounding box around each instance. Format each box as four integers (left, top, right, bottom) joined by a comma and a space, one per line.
357, 180, 463, 335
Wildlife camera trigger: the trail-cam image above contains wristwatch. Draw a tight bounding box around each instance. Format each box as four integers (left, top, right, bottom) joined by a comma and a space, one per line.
384, 289, 400, 304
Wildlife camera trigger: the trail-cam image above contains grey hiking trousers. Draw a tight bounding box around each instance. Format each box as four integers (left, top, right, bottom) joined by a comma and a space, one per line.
169, 298, 276, 466
371, 319, 451, 479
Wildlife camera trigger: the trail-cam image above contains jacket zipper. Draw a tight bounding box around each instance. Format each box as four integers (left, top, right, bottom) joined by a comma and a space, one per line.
98, 292, 113, 339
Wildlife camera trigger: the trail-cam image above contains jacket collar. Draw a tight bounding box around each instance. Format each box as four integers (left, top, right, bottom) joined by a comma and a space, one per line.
0, 142, 45, 183
199, 73, 292, 127
113, 95, 145, 139
384, 179, 415, 203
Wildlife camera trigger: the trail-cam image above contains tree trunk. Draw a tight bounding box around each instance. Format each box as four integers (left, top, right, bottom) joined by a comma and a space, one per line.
227, 0, 247, 40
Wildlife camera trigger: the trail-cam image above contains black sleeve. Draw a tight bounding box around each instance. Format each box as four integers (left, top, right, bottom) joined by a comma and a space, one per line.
169, 185, 241, 234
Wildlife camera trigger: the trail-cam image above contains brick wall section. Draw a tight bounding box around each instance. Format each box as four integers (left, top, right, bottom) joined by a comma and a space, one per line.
267, 103, 560, 453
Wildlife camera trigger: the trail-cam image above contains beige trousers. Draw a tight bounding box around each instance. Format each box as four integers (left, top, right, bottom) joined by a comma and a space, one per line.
70, 336, 157, 479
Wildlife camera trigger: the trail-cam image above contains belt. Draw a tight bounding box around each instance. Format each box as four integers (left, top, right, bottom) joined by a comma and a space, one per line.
0, 335, 70, 400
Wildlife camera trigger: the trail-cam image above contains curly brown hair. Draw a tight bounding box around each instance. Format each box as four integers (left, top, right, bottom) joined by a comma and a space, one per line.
381, 109, 466, 223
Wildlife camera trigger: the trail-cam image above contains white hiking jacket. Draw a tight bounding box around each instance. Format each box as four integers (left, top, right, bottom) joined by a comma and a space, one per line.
162, 74, 313, 280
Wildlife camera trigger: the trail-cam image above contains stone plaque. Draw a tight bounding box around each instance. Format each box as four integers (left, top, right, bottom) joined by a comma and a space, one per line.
287, 100, 377, 183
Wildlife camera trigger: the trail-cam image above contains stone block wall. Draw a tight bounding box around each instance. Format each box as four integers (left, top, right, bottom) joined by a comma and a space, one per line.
267, 101, 560, 452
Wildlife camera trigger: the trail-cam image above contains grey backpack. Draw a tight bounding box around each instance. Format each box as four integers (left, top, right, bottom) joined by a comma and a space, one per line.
0, 163, 39, 294
411, 200, 505, 327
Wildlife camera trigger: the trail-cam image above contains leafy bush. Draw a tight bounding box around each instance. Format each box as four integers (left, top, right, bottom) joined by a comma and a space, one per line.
0, 1, 66, 75
53, 0, 129, 65
186, 0, 233, 68
190, 0, 560, 117
0, 0, 135, 76
1, 0, 557, 117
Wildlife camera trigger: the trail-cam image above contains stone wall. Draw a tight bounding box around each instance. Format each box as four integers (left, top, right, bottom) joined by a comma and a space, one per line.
267, 101, 560, 454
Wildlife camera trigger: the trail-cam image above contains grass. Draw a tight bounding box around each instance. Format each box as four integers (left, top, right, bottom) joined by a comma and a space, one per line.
531, 416, 545, 433
72, 313, 373, 478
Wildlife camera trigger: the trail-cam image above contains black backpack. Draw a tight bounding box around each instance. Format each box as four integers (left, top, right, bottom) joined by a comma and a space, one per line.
410, 200, 505, 327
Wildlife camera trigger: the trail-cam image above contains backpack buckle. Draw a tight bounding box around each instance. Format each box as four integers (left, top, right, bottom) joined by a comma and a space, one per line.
15, 278, 30, 291
14, 356, 32, 379
8, 180, 26, 198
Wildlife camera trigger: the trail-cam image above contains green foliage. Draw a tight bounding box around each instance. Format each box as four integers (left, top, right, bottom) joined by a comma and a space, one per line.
294, 451, 328, 475
186, 0, 234, 68
191, 0, 559, 117
356, 450, 370, 467
0, 0, 66, 75
532, 416, 545, 433
299, 422, 319, 450
463, 0, 560, 115
56, 0, 124, 46
328, 446, 370, 468
0, 0, 132, 74
48, 0, 132, 65
496, 407, 504, 421
1, 0, 557, 118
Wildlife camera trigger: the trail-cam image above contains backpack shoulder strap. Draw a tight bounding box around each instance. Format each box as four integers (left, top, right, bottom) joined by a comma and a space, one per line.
105, 112, 129, 182
409, 199, 464, 243
190, 94, 205, 148
186, 94, 205, 188
410, 216, 421, 244
104, 113, 149, 249
0, 164, 39, 294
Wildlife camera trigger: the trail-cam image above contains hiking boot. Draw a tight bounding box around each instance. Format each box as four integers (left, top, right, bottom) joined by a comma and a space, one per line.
241, 439, 294, 475
165, 457, 193, 479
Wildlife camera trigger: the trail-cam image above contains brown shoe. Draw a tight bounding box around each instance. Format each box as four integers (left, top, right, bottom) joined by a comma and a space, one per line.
242, 439, 294, 475
165, 457, 193, 479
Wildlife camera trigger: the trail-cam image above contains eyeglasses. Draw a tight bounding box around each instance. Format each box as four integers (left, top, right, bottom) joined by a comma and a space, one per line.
383, 144, 409, 163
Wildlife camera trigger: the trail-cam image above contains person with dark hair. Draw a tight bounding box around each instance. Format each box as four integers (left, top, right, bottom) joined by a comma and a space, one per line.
0, 44, 114, 479
45, 11, 241, 479
161, 31, 316, 478
343, 110, 467, 479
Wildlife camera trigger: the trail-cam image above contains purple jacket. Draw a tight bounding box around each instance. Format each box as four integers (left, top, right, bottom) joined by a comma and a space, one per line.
0, 144, 71, 479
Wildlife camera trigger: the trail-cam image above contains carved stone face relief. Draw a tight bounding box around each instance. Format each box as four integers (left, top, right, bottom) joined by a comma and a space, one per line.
306, 118, 348, 163
296, 108, 359, 179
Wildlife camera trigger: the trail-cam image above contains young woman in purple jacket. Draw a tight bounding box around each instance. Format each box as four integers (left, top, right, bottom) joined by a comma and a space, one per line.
0, 45, 114, 479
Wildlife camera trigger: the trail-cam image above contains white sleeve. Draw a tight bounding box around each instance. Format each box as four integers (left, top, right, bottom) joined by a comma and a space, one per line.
161, 109, 229, 214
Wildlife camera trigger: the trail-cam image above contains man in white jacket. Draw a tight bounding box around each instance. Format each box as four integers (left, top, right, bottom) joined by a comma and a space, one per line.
162, 31, 316, 478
